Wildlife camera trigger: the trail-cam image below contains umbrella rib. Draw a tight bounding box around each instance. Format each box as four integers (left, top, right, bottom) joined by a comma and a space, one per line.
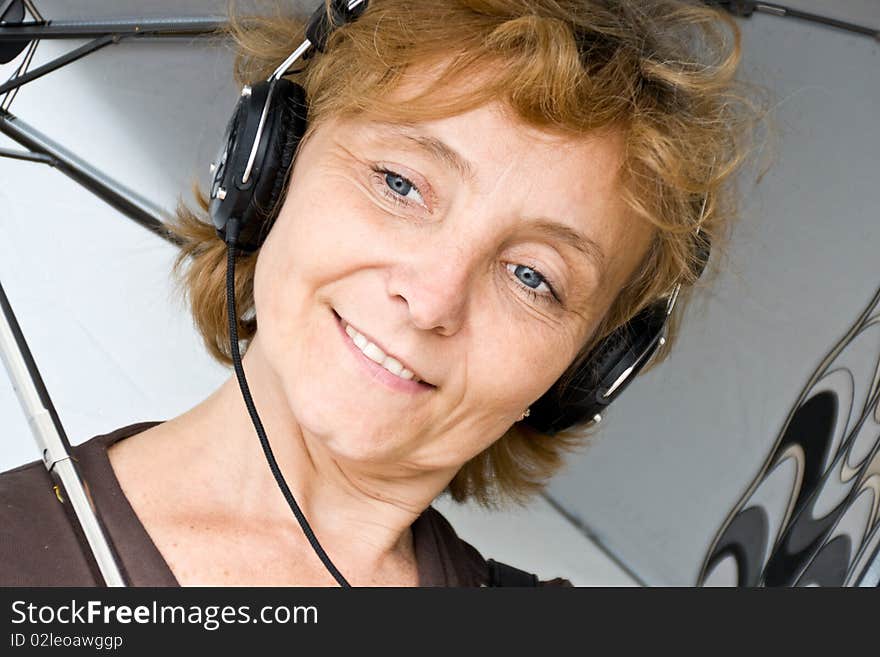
20, 0, 42, 21
0, 145, 55, 165
753, 2, 879, 39
706, 1, 879, 41
0, 111, 182, 247
0, 34, 116, 95
0, 278, 128, 586
0, 37, 37, 111
0, 17, 227, 40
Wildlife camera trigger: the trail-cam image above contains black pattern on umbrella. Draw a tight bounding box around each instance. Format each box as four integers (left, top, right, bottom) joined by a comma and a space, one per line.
698, 286, 880, 586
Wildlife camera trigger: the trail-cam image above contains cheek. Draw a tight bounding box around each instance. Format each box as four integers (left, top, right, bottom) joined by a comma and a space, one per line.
466, 306, 584, 415
269, 169, 384, 271
254, 190, 346, 312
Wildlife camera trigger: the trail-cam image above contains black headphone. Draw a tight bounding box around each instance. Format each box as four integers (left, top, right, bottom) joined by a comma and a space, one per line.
208, 0, 711, 437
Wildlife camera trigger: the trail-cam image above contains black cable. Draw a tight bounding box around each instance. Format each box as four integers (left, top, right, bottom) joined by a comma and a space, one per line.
224, 217, 351, 588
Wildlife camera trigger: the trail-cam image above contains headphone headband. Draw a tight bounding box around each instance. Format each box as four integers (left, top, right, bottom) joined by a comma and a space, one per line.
306, 0, 369, 54
209, 1, 368, 249
268, 0, 367, 81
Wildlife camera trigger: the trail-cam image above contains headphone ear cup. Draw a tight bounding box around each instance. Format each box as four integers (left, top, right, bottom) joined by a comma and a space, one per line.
242, 79, 308, 250
526, 301, 669, 435
209, 79, 308, 252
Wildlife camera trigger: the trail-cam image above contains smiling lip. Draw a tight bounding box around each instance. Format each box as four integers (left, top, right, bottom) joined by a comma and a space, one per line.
333, 309, 435, 393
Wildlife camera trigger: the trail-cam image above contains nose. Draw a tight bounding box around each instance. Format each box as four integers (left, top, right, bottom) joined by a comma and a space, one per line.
386, 239, 477, 336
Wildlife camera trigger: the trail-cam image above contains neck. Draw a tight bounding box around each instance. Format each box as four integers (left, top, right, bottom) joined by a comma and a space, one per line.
162, 335, 457, 580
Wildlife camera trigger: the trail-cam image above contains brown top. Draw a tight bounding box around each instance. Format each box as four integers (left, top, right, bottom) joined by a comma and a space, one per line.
0, 422, 572, 587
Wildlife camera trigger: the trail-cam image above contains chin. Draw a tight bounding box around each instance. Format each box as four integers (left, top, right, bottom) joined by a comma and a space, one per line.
315, 425, 407, 468
286, 385, 407, 465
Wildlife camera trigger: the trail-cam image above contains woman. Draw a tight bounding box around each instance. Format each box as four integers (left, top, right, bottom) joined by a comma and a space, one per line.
0, 0, 753, 586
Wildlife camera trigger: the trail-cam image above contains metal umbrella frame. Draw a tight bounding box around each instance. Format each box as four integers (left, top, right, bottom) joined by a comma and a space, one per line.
0, 0, 221, 586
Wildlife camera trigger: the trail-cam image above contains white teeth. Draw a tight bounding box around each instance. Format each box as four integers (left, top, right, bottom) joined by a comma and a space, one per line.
352, 332, 367, 350
382, 356, 404, 376
362, 342, 386, 364
342, 319, 424, 383
345, 323, 369, 349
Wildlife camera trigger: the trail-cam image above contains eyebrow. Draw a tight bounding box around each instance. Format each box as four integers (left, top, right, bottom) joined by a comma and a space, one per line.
370, 122, 608, 281
528, 220, 607, 284
373, 123, 478, 185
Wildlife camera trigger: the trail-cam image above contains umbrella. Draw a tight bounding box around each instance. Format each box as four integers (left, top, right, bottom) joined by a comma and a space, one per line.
1, 0, 878, 586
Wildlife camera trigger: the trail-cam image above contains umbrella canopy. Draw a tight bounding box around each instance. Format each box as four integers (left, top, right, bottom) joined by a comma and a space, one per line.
1, 0, 878, 586
543, 1, 880, 585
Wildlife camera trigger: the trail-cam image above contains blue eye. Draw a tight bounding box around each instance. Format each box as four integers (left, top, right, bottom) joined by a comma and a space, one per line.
507, 263, 559, 304
386, 173, 413, 196
372, 167, 425, 207
514, 265, 543, 289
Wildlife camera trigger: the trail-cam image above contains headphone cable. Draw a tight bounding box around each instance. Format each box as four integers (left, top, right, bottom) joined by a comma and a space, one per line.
224, 217, 351, 588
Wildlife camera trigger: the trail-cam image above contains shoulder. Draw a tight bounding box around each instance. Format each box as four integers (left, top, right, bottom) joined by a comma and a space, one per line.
421, 505, 574, 587
0, 423, 162, 586
0, 456, 60, 535
0, 456, 99, 585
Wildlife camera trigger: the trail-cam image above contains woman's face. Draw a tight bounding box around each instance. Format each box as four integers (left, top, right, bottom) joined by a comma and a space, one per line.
252, 99, 653, 473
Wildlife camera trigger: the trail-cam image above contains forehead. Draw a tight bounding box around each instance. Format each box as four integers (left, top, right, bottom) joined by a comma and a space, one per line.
371, 112, 621, 178
352, 102, 628, 216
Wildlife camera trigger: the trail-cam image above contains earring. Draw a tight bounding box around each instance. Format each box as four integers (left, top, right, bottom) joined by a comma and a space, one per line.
518, 408, 531, 421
